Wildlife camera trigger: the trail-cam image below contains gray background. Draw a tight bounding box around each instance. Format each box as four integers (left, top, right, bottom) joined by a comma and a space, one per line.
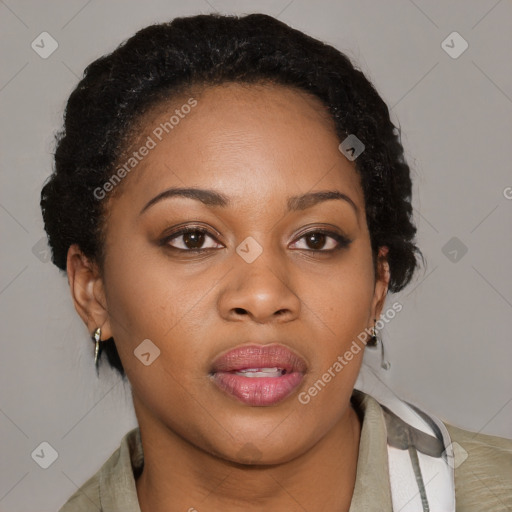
1, 0, 511, 510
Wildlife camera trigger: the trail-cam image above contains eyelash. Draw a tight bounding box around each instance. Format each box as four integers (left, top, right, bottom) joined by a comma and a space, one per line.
160, 226, 352, 254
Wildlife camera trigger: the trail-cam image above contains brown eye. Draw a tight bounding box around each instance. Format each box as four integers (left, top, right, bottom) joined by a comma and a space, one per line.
290, 229, 352, 252
163, 228, 223, 251
182, 230, 205, 249
304, 232, 327, 250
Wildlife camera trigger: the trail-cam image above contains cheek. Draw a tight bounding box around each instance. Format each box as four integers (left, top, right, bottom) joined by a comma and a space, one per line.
101, 240, 198, 361
296, 253, 373, 414
302, 244, 375, 340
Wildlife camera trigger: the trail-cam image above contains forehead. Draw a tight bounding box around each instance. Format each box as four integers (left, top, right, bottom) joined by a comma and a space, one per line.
108, 82, 364, 213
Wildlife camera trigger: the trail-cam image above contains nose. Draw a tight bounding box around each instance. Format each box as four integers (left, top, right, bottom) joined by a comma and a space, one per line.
217, 249, 301, 324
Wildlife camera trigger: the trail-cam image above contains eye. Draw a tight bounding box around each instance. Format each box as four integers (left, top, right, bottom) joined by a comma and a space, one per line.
160, 226, 351, 254
290, 229, 352, 252
162, 227, 223, 252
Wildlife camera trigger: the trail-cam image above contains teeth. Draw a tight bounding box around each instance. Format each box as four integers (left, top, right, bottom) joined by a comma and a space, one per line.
235, 367, 285, 378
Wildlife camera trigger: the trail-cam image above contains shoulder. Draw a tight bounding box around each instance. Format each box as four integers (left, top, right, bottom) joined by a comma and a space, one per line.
58, 427, 142, 512
444, 422, 512, 511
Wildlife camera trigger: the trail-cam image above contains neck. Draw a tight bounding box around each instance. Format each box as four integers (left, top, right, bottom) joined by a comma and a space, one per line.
134, 399, 361, 512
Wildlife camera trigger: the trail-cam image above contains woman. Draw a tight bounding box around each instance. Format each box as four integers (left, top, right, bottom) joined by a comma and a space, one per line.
40, 13, 511, 512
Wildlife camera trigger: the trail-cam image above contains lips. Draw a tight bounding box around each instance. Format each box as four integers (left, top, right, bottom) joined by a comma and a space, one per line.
210, 344, 307, 406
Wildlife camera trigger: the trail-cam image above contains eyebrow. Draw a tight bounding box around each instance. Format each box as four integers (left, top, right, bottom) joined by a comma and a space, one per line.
139, 187, 359, 216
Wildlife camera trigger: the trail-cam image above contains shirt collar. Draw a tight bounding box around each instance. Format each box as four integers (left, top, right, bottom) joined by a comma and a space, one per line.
99, 425, 143, 512
349, 389, 393, 511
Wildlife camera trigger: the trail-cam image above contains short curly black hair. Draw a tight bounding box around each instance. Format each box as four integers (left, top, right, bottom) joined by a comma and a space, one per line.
40, 13, 423, 378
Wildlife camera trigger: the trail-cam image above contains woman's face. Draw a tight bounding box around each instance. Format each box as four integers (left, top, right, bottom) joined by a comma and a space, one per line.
72, 82, 389, 464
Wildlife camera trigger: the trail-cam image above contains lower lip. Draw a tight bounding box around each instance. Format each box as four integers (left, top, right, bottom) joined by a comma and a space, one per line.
211, 371, 304, 406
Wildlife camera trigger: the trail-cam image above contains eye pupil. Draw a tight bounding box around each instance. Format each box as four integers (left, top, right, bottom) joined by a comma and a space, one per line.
184, 231, 205, 249
306, 232, 326, 250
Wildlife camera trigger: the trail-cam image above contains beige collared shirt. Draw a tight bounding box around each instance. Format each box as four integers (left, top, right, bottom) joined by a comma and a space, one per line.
59, 390, 512, 511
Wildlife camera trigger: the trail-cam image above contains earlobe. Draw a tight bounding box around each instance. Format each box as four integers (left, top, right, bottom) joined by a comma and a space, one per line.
371, 246, 390, 320
66, 244, 113, 339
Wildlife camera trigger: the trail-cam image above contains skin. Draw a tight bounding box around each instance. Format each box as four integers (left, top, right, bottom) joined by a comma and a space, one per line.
67, 82, 390, 512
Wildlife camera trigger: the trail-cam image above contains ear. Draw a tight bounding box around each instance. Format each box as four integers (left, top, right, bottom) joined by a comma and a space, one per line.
66, 244, 113, 340
370, 246, 390, 323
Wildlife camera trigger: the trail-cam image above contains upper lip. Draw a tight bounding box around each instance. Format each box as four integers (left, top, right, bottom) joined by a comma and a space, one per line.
211, 344, 308, 374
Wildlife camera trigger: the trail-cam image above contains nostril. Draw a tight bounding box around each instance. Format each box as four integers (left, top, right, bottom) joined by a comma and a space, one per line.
234, 307, 247, 315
